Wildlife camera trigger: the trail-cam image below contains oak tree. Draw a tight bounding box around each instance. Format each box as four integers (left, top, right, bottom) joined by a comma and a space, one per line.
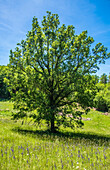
7, 11, 110, 132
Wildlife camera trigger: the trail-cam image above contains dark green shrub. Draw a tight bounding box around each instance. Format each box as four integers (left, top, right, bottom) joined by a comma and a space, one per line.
94, 94, 108, 112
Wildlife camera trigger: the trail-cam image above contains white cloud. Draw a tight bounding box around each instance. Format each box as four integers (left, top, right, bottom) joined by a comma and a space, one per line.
92, 28, 110, 36
0, 22, 13, 32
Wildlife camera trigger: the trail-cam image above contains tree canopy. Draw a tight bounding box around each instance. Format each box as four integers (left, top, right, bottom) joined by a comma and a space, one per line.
6, 11, 110, 132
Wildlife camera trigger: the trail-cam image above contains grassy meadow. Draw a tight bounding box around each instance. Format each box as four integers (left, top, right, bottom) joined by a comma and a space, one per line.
0, 101, 110, 170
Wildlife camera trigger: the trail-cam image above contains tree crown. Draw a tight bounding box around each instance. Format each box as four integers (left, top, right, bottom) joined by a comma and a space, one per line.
7, 11, 110, 132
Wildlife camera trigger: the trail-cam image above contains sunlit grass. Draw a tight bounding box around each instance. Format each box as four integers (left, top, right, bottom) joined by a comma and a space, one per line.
0, 101, 110, 169
78, 109, 110, 137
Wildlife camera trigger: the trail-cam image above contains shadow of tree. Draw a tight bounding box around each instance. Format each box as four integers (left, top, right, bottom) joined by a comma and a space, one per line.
0, 98, 10, 101
12, 127, 110, 146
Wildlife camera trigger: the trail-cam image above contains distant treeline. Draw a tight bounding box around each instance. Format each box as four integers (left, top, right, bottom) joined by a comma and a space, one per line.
0, 65, 10, 99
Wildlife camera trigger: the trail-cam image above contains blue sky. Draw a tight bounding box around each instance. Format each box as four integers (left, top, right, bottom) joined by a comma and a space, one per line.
0, 0, 110, 76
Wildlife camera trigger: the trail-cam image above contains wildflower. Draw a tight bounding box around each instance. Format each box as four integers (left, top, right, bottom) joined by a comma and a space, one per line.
54, 163, 57, 169
11, 148, 14, 152
78, 150, 80, 154
27, 148, 29, 151
61, 163, 63, 169
78, 154, 80, 158
91, 163, 94, 167
81, 154, 84, 159
70, 153, 73, 157
76, 166, 79, 169
104, 155, 107, 159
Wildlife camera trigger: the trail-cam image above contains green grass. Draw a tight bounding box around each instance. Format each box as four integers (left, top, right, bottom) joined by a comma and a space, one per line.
79, 110, 110, 137
0, 101, 110, 170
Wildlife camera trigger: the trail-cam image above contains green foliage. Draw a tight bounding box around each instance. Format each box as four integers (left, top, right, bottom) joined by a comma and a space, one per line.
100, 73, 108, 84
96, 82, 105, 91
0, 65, 10, 99
94, 83, 110, 112
108, 74, 110, 83
6, 11, 110, 132
74, 75, 98, 108
104, 84, 110, 112
94, 93, 108, 112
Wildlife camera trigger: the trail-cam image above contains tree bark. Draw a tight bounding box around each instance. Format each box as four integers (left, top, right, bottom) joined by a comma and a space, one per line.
51, 115, 55, 132
50, 77, 56, 132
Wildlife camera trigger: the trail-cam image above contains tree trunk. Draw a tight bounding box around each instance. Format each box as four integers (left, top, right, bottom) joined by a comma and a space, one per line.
51, 116, 55, 132
50, 79, 56, 132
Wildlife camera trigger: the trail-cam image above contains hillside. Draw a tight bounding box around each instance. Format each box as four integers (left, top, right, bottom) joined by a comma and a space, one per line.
0, 101, 110, 169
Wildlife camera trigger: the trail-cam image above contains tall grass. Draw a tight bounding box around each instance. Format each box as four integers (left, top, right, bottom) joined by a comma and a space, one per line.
0, 101, 110, 170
